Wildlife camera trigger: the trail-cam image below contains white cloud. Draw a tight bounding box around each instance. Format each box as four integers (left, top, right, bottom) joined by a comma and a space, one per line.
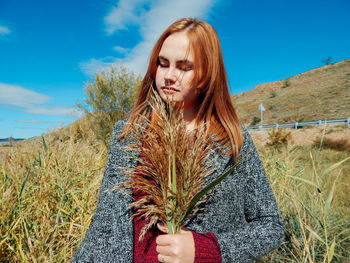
0, 83, 75, 116
124, 0, 216, 73
0, 83, 50, 107
16, 119, 56, 124
80, 0, 217, 76
113, 45, 129, 54
25, 106, 75, 116
0, 25, 11, 35
78, 57, 117, 76
104, 0, 151, 35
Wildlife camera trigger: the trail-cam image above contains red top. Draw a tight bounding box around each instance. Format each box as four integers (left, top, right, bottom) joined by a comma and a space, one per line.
133, 160, 222, 262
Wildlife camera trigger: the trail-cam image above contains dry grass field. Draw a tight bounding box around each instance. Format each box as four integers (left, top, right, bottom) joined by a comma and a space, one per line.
0, 120, 349, 262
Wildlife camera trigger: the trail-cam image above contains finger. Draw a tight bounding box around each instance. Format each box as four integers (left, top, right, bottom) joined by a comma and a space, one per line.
156, 244, 173, 256
156, 234, 172, 246
157, 222, 168, 234
157, 254, 170, 263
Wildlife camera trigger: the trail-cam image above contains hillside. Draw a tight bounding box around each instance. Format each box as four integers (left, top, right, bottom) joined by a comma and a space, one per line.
232, 59, 350, 126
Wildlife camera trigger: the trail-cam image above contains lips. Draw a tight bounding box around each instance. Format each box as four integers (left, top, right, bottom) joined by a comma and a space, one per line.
161, 86, 179, 92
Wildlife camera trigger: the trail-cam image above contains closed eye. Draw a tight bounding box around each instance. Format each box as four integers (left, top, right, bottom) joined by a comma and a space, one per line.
177, 60, 193, 72
159, 62, 168, 68
157, 56, 193, 71
178, 64, 193, 71
158, 56, 169, 68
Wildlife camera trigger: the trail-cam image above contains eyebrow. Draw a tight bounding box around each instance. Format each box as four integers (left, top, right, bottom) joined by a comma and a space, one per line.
158, 56, 193, 65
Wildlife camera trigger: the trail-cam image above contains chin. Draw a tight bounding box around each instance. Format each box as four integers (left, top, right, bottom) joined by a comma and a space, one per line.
159, 91, 177, 102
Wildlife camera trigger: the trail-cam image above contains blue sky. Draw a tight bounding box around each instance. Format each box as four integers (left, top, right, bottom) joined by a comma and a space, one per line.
0, 0, 349, 139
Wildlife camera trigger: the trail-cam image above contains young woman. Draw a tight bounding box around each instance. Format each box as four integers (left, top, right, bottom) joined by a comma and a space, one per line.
72, 18, 284, 263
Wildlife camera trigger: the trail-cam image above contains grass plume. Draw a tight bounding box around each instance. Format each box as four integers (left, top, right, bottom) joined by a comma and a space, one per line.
115, 90, 216, 239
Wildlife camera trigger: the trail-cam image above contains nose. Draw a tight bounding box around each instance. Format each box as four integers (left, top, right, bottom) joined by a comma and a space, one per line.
164, 67, 178, 85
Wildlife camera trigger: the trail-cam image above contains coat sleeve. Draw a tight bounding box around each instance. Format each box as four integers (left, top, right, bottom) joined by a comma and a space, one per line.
71, 120, 134, 263
214, 128, 285, 262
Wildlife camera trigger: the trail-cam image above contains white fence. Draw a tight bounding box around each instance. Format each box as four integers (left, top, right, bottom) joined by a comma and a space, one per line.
247, 118, 350, 131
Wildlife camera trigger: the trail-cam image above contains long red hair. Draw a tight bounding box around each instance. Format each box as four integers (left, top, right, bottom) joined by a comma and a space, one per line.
121, 18, 243, 160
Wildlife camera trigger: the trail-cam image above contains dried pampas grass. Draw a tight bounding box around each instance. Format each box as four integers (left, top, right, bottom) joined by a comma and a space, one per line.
115, 89, 244, 240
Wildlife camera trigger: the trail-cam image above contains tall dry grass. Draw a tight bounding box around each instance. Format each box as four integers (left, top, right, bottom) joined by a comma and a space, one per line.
1, 123, 349, 262
260, 144, 350, 262
0, 121, 107, 262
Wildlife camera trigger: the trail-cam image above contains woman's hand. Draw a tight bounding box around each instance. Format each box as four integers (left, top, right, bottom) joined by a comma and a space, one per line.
156, 223, 195, 263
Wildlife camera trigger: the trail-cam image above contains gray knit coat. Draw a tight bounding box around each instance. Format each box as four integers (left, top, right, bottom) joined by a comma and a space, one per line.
71, 119, 284, 262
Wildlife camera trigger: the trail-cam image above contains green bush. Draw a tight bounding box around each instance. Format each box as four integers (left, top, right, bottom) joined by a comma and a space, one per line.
77, 64, 141, 148
251, 116, 261, 125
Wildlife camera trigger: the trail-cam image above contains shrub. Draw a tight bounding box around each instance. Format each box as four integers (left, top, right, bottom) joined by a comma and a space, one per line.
314, 137, 350, 152
267, 128, 291, 146
297, 116, 304, 122
281, 79, 291, 89
251, 116, 261, 126
321, 57, 332, 65
77, 63, 141, 148
269, 91, 277, 98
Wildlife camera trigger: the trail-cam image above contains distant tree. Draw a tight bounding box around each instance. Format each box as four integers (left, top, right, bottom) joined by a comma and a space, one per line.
321, 57, 332, 65
8, 136, 14, 146
77, 63, 142, 148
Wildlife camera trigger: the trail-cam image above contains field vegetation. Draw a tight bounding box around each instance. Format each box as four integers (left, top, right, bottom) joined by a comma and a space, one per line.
0, 121, 349, 262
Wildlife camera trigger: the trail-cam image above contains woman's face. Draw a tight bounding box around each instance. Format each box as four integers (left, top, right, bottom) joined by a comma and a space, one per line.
155, 32, 199, 112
